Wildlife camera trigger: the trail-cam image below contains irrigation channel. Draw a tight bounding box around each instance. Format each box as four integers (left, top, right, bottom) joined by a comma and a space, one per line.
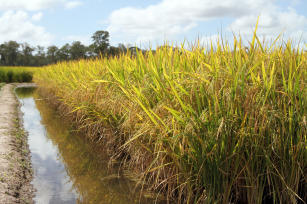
16, 87, 159, 204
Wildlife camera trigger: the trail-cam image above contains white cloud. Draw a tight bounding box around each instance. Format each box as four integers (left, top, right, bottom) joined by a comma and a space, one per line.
65, 1, 83, 9
107, 0, 267, 43
229, 6, 307, 43
0, 11, 53, 46
0, 0, 82, 11
107, 0, 307, 45
32, 12, 43, 21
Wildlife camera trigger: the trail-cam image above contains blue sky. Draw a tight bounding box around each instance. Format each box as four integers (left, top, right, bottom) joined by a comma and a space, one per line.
0, 0, 306, 48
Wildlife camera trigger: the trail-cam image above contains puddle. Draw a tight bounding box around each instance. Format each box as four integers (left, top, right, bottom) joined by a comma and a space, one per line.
16, 87, 158, 204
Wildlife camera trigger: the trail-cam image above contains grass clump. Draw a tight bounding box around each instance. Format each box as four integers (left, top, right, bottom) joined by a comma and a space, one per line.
0, 66, 38, 83
35, 28, 306, 203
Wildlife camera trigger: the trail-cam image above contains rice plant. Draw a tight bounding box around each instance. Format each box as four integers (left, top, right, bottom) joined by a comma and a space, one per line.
0, 66, 38, 83
34, 28, 307, 203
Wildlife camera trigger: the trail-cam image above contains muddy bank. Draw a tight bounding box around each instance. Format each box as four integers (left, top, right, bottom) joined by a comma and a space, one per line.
0, 84, 34, 203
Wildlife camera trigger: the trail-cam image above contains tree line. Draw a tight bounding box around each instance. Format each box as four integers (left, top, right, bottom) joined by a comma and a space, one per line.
0, 31, 131, 66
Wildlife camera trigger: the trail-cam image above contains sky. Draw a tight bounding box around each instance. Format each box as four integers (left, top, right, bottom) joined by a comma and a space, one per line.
0, 0, 306, 48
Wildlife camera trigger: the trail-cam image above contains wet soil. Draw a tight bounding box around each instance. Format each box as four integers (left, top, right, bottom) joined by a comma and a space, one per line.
0, 84, 34, 204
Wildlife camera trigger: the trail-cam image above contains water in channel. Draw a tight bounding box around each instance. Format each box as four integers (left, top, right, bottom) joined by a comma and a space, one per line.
16, 87, 156, 204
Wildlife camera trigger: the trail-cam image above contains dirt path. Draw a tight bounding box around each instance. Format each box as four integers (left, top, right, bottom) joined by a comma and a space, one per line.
0, 84, 33, 203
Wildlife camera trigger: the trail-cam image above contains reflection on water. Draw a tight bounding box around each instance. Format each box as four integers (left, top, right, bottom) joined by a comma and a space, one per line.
17, 87, 77, 204
16, 87, 157, 204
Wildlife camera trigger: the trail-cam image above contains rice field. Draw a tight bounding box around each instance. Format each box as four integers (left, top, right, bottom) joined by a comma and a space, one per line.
0, 66, 39, 83
34, 29, 307, 203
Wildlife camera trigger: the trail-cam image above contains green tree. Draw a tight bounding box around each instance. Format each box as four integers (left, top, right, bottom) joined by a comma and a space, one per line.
108, 46, 120, 57
57, 44, 71, 61
20, 43, 34, 66
0, 41, 20, 65
47, 45, 59, 64
0, 44, 6, 65
69, 41, 86, 60
118, 43, 127, 53
91, 30, 109, 56
35, 46, 47, 66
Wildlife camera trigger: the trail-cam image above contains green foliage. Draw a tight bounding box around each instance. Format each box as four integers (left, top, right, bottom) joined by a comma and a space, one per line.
0, 67, 36, 83
0, 30, 129, 66
91, 30, 110, 55
35, 32, 307, 203
0, 41, 20, 66
70, 41, 86, 60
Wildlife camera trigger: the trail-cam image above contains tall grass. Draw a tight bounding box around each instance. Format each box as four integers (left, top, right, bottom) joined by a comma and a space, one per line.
35, 28, 306, 203
0, 66, 37, 83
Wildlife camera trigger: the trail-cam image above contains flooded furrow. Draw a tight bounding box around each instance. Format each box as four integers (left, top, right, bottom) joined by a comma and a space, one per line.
16, 87, 156, 204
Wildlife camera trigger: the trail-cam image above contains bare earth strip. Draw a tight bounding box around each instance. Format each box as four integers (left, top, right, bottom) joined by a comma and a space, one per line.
0, 84, 33, 204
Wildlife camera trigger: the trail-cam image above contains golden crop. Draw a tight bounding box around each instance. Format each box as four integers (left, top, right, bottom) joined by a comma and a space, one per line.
35, 27, 307, 203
